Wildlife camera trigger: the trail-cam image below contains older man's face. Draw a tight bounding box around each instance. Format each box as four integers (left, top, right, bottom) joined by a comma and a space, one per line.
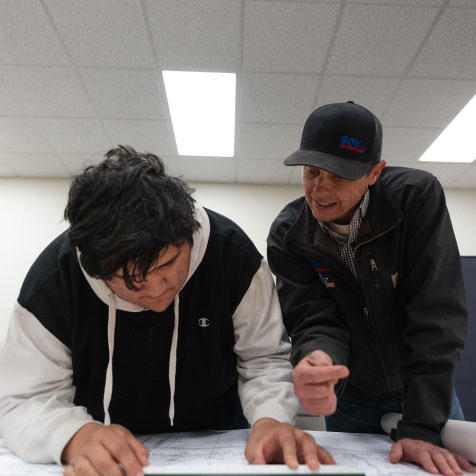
302, 161, 386, 225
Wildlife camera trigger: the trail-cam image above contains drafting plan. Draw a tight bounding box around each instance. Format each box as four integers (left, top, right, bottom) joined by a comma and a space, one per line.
1, 430, 475, 475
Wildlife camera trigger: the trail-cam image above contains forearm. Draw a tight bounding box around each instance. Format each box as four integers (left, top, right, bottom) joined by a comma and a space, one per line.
233, 261, 299, 426
0, 304, 95, 463
398, 178, 467, 445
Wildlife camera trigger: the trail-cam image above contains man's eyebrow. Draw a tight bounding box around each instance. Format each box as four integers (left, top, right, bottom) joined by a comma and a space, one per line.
154, 246, 182, 270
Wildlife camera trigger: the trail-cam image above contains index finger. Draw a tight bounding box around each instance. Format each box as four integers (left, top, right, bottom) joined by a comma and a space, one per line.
294, 365, 349, 385
125, 432, 149, 466
103, 428, 148, 475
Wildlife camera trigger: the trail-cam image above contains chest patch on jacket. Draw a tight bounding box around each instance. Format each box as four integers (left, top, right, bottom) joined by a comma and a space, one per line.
311, 259, 336, 289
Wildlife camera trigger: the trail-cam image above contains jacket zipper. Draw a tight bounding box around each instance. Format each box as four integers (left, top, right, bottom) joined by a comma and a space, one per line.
355, 221, 400, 396
370, 258, 378, 272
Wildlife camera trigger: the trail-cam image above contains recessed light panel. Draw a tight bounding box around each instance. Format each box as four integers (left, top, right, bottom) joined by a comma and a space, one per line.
163, 71, 236, 157
419, 93, 476, 163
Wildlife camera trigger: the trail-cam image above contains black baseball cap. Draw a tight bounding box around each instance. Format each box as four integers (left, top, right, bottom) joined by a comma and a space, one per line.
284, 101, 382, 180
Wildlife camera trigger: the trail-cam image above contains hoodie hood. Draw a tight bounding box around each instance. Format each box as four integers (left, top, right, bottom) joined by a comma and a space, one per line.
76, 203, 211, 426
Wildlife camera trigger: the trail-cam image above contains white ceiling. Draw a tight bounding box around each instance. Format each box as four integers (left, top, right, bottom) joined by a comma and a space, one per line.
0, 0, 475, 188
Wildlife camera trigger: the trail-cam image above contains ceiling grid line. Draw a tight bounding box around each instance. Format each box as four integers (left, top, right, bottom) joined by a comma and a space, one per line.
379, 0, 451, 119
309, 0, 348, 110
139, 0, 181, 171
37, 0, 114, 171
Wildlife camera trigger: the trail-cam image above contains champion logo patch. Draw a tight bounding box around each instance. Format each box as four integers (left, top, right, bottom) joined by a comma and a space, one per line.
339, 136, 366, 154
197, 318, 210, 327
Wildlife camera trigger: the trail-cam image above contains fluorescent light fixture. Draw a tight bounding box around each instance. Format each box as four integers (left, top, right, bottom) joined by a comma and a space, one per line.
163, 71, 236, 157
419, 93, 476, 163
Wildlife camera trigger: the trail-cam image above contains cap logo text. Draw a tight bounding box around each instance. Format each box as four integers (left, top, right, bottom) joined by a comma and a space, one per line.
340, 136, 366, 154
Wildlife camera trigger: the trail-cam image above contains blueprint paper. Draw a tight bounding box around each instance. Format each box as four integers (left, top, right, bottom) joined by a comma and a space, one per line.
1, 429, 475, 475
144, 464, 363, 474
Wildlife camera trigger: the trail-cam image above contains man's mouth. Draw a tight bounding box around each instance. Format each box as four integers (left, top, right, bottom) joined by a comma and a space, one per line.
313, 199, 337, 208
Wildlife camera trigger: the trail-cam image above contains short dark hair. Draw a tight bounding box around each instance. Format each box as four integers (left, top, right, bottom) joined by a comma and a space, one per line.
64, 145, 200, 289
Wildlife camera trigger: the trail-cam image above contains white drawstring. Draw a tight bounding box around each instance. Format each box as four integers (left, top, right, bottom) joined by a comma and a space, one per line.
102, 292, 180, 427
168, 294, 180, 426
103, 293, 117, 426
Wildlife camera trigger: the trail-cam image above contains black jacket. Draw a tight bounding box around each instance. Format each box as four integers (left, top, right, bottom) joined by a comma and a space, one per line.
267, 166, 468, 446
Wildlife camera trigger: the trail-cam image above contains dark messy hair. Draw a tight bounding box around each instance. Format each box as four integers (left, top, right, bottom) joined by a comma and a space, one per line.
64, 145, 200, 289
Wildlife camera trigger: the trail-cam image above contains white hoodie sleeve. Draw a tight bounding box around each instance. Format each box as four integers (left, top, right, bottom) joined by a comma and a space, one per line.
233, 259, 299, 426
0, 303, 96, 464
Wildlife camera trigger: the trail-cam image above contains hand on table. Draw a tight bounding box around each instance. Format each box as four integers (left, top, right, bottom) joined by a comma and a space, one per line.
390, 438, 475, 476
292, 350, 349, 415
62, 422, 149, 475
245, 418, 335, 470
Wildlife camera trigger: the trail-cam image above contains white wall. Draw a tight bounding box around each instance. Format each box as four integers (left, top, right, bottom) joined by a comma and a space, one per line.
1, 178, 476, 355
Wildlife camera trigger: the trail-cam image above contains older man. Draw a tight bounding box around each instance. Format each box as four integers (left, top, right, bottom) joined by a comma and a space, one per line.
267, 101, 474, 476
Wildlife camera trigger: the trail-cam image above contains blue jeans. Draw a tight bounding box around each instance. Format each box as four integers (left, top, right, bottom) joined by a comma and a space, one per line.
325, 389, 464, 434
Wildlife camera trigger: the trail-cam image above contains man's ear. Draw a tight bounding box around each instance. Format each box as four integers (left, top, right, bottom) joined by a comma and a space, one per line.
369, 160, 386, 185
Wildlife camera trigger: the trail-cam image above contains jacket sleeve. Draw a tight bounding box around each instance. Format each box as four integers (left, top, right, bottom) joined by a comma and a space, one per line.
396, 177, 468, 446
267, 219, 350, 373
0, 303, 97, 464
232, 259, 299, 426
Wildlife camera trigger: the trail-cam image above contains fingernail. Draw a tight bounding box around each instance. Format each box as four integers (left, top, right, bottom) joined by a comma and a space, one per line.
309, 456, 320, 470
135, 472, 144, 476
288, 457, 299, 468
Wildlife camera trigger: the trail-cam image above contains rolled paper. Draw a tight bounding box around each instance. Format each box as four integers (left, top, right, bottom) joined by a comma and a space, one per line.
381, 412, 476, 464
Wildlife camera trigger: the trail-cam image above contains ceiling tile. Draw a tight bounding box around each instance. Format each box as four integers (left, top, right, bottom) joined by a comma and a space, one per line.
162, 156, 183, 178
450, 164, 476, 188
32, 118, 111, 154
44, 0, 155, 68
240, 74, 318, 124
0, 0, 69, 65
0, 117, 53, 152
382, 127, 441, 166
0, 77, 25, 115
0, 152, 70, 177
102, 119, 176, 156
59, 153, 104, 175
447, 0, 476, 7
145, 0, 241, 71
0, 67, 95, 117
348, 0, 444, 4
238, 123, 303, 160
407, 161, 473, 188
80, 69, 167, 119
243, 1, 340, 73
383, 79, 476, 127
316, 76, 400, 117
178, 156, 235, 182
236, 159, 292, 184
327, 4, 438, 75
410, 8, 476, 79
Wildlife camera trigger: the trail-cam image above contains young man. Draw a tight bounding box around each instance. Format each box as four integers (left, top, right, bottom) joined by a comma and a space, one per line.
0, 146, 333, 475
267, 102, 475, 476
